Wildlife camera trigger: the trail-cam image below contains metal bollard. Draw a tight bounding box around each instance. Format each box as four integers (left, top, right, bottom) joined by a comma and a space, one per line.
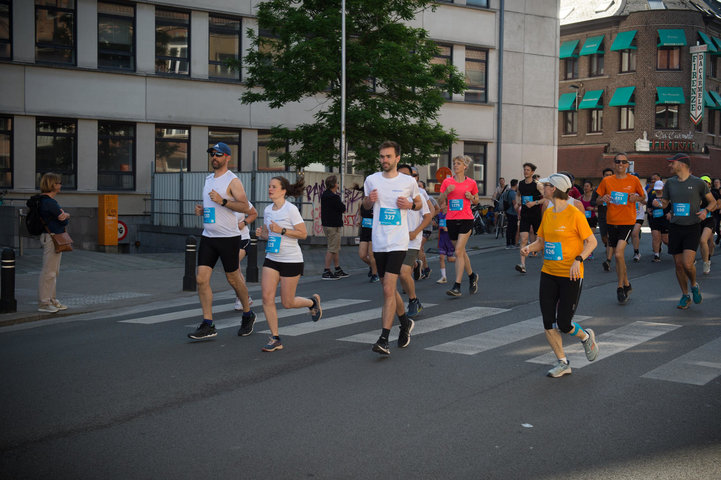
245, 234, 259, 283
1, 248, 17, 313
183, 236, 197, 292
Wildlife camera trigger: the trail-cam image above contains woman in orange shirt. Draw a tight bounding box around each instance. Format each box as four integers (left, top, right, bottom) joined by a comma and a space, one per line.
521, 173, 599, 378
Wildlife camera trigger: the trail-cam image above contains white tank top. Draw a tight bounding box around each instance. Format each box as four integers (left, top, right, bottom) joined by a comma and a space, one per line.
202, 171, 242, 238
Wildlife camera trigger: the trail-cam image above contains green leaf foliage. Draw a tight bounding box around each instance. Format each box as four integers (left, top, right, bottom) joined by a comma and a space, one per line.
240, 0, 466, 173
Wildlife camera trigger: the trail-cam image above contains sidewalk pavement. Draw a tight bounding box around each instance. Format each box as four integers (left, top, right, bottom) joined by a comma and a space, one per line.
0, 231, 507, 326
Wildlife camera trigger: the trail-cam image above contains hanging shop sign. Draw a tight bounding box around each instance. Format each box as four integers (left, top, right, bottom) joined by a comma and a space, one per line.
690, 44, 707, 125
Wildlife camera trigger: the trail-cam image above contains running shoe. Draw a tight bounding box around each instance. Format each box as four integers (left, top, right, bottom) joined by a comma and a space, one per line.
691, 284, 702, 304
234, 296, 254, 311
469, 272, 479, 294
237, 310, 257, 336
677, 294, 691, 310
515, 264, 526, 274
372, 336, 390, 355
652, 254, 661, 263
703, 261, 711, 275
603, 259, 611, 272
420, 267, 431, 280
370, 274, 380, 283
582, 328, 598, 362
413, 260, 421, 281
398, 319, 415, 348
633, 253, 641, 263
547, 360, 572, 378
322, 269, 338, 280
310, 294, 322, 322
188, 322, 217, 340
262, 336, 283, 352
436, 276, 447, 284
446, 285, 462, 297
407, 298, 422, 318
624, 283, 632, 297
617, 287, 628, 305
335, 267, 350, 278
38, 304, 59, 313
51, 299, 68, 311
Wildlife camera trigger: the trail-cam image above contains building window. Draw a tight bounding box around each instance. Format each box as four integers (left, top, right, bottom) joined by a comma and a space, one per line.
589, 51, 604, 77
208, 129, 240, 171
589, 109, 603, 133
466, 0, 489, 7
709, 56, 718, 78
563, 111, 577, 134
155, 8, 189, 76
98, 1, 135, 71
209, 15, 241, 80
36, 118, 76, 189
655, 105, 679, 129
431, 44, 453, 100
620, 49, 636, 73
564, 57, 578, 80
0, 0, 11, 60
0, 117, 11, 188
464, 142, 486, 196
35, 0, 76, 65
424, 147, 452, 193
657, 47, 680, 70
619, 106, 635, 131
98, 122, 135, 190
708, 111, 716, 135
464, 47, 487, 103
155, 126, 189, 172
258, 132, 287, 171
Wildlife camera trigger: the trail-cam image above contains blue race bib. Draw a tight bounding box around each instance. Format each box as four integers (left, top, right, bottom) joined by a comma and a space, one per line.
266, 235, 281, 253
522, 195, 533, 205
439, 218, 446, 228
585, 210, 591, 218
611, 191, 628, 205
544, 241, 563, 261
673, 203, 690, 217
379, 207, 401, 225
652, 209, 664, 218
362, 217, 373, 228
203, 207, 216, 224
449, 199, 463, 211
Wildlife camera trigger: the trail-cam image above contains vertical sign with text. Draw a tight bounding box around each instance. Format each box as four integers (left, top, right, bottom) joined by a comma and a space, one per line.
690, 44, 707, 125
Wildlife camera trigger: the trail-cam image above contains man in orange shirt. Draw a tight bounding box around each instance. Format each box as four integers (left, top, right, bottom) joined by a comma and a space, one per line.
595, 152, 646, 304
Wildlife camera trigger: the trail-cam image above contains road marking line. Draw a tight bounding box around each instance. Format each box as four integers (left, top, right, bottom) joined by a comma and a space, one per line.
427, 315, 589, 355
526, 321, 681, 368
641, 337, 721, 386
338, 307, 507, 344
120, 294, 277, 324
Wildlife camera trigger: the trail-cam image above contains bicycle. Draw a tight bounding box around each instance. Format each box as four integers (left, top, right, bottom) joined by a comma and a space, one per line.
472, 204, 487, 235
495, 210, 506, 239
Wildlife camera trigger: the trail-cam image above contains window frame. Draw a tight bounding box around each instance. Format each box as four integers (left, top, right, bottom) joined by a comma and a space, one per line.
463, 141, 486, 196
155, 7, 190, 77
708, 110, 716, 135
257, 131, 288, 172
657, 46, 681, 70
589, 108, 603, 133
155, 125, 190, 172
464, 47, 488, 103
563, 111, 577, 135
208, 14, 242, 81
0, 0, 12, 60
619, 106, 635, 131
564, 57, 578, 80
98, 121, 136, 191
588, 42, 605, 77
0, 116, 12, 189
97, 0, 136, 72
35, 117, 77, 190
465, 0, 490, 7
620, 49, 636, 73
431, 43, 453, 100
35, 0, 77, 66
655, 105, 679, 130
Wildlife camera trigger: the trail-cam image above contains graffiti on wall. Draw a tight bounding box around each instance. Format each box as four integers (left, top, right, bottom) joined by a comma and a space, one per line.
304, 174, 365, 237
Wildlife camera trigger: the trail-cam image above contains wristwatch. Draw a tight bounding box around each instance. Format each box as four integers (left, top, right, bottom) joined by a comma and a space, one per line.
575, 255, 584, 263
221, 198, 228, 206
281, 227, 287, 235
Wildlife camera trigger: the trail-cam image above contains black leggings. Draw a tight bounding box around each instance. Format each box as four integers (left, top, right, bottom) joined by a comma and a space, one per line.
539, 272, 583, 332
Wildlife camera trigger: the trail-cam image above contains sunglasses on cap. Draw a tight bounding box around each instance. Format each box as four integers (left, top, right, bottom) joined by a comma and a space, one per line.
614, 159, 629, 164
209, 152, 225, 157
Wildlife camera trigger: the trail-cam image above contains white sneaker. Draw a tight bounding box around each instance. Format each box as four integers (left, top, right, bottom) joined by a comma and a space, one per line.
38, 304, 59, 313
234, 296, 254, 310
51, 299, 68, 310
436, 276, 447, 284
703, 261, 711, 275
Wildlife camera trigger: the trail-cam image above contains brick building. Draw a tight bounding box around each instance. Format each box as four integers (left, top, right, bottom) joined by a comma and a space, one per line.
558, 0, 721, 183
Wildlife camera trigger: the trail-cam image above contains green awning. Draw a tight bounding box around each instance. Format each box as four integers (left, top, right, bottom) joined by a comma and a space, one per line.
656, 87, 685, 104
713, 36, 721, 54
558, 92, 577, 111
579, 35, 605, 56
559, 40, 579, 59
710, 91, 721, 108
609, 86, 635, 107
698, 31, 718, 53
610, 30, 637, 51
578, 89, 604, 109
657, 29, 687, 47
704, 91, 718, 108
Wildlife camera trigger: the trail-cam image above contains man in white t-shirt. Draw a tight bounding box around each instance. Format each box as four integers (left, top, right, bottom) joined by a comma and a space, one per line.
363, 141, 422, 356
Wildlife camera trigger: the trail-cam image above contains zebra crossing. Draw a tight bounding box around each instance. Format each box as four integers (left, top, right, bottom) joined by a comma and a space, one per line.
116, 296, 721, 386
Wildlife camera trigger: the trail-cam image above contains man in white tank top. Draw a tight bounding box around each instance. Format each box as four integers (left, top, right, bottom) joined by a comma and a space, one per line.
188, 142, 256, 340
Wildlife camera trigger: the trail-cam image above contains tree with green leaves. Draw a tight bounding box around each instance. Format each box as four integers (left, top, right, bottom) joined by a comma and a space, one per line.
240, 0, 466, 173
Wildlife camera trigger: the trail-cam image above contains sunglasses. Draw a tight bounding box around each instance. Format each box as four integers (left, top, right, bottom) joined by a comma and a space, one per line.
209, 152, 225, 157
614, 159, 629, 164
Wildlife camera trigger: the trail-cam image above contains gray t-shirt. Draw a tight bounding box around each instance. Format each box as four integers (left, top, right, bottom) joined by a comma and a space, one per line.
662, 175, 710, 225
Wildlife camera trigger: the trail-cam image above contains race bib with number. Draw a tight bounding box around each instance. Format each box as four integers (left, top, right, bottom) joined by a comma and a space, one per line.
673, 203, 691, 217
439, 218, 446, 228
379, 207, 401, 225
522, 195, 533, 205
449, 199, 463, 211
652, 209, 664, 218
611, 191, 628, 205
266, 235, 281, 253
362, 217, 373, 228
544, 241, 563, 261
585, 210, 592, 218
203, 207, 216, 224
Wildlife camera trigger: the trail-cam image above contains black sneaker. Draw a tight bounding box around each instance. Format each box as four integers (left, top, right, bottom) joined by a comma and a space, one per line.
398, 319, 415, 348
413, 260, 421, 281
188, 322, 217, 339
623, 283, 632, 297
603, 260, 611, 272
469, 272, 479, 294
407, 298, 422, 318
372, 336, 390, 355
446, 286, 462, 297
309, 294, 322, 322
617, 287, 628, 305
335, 267, 350, 278
419, 267, 431, 280
322, 269, 339, 280
237, 310, 257, 336
515, 264, 526, 274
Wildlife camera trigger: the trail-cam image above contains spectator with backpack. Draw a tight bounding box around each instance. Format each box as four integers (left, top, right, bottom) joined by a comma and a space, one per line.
32, 172, 70, 313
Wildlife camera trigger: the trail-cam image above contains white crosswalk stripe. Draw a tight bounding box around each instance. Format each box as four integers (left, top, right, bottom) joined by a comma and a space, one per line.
641, 336, 721, 386
427, 315, 589, 355
526, 321, 681, 369
338, 307, 507, 344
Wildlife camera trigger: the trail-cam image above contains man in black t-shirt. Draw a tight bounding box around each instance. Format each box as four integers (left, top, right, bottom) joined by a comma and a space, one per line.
515, 163, 543, 274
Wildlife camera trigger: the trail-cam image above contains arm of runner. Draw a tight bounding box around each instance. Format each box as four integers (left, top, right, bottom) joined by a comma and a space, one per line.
363, 189, 378, 209
268, 220, 307, 240
570, 233, 598, 281
240, 206, 258, 227
697, 192, 718, 219
224, 178, 251, 214
521, 236, 545, 257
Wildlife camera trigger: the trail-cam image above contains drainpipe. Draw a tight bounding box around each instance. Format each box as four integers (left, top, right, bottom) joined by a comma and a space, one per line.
495, 0, 504, 191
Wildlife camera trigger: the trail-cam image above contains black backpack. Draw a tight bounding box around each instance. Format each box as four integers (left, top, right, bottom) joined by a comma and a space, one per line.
501, 190, 511, 212
25, 195, 46, 235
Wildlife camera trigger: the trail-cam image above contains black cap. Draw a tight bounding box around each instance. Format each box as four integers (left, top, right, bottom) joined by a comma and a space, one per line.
666, 153, 690, 166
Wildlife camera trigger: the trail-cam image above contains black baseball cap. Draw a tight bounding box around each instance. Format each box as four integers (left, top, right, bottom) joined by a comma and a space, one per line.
666, 153, 690, 166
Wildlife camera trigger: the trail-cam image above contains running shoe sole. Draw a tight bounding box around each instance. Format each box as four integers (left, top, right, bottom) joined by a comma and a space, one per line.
398, 319, 415, 348
372, 341, 390, 355
310, 294, 323, 322
469, 273, 479, 294
547, 364, 572, 378
188, 330, 217, 340
446, 288, 462, 297
515, 265, 526, 274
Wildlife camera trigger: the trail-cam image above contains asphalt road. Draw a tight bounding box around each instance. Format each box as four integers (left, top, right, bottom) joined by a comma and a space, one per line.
1, 240, 720, 479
